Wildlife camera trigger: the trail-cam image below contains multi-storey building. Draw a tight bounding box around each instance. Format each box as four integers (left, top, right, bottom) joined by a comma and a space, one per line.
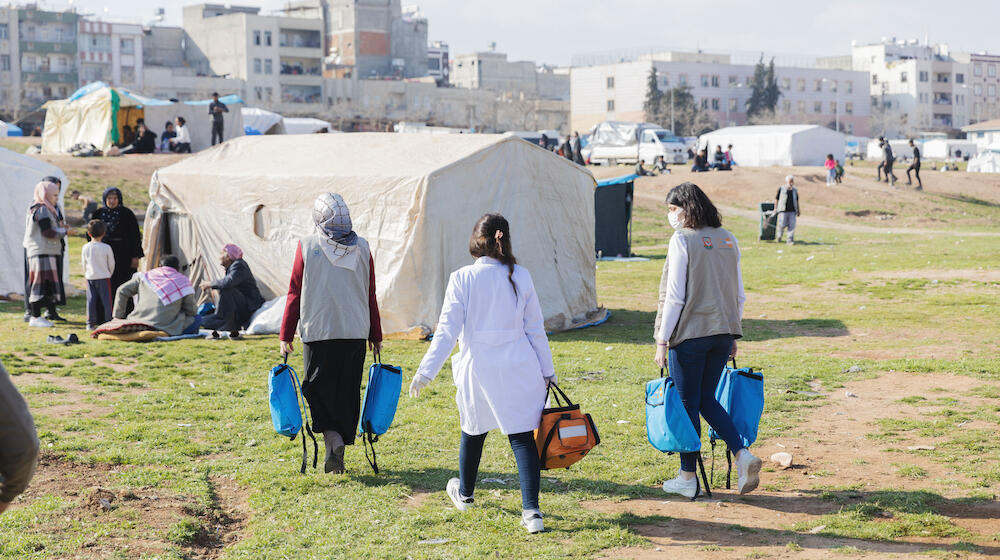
78, 20, 143, 90
571, 51, 870, 136
968, 53, 1000, 123
0, 5, 19, 114
451, 50, 570, 101
17, 5, 78, 106
427, 41, 448, 85
182, 3, 324, 109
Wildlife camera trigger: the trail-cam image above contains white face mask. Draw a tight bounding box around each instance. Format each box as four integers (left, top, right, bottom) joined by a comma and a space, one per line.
668, 208, 685, 230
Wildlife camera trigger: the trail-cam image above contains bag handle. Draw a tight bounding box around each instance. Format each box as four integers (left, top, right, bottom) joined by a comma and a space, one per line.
287, 363, 318, 473
547, 382, 574, 407
660, 367, 665, 378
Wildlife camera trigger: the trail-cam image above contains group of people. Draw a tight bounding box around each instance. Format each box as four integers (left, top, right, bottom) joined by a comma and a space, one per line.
635, 155, 671, 176
691, 145, 734, 172
550, 132, 586, 166
875, 137, 923, 191
12, 182, 760, 536
115, 92, 229, 155
823, 154, 845, 185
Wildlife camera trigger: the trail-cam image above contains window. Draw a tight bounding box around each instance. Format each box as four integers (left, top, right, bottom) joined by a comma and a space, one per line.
956, 73, 964, 84
264, 59, 272, 74
846, 80, 853, 93
990, 84, 997, 97
253, 30, 261, 46
936, 73, 949, 83
974, 63, 983, 76
796, 78, 805, 91
58, 86, 67, 97
797, 100, 806, 113
0, 23, 7, 40
678, 73, 687, 85
845, 102, 853, 114
0, 55, 8, 71
830, 101, 837, 114
728, 98, 737, 111
700, 98, 708, 109
782, 100, 791, 112
990, 64, 997, 77
872, 73, 878, 85
711, 98, 719, 110
700, 75, 709, 87
814, 79, 822, 92
900, 71, 907, 83
974, 84, 983, 96
265, 31, 272, 46
711, 75, 719, 87
265, 87, 273, 101
255, 86, 262, 101
606, 99, 615, 111
120, 38, 134, 54
813, 101, 822, 113
606, 76, 614, 89
728, 75, 738, 85
781, 77, 790, 89
830, 80, 838, 92
121, 66, 134, 83
846, 122, 854, 134
919, 71, 928, 82
659, 75, 669, 87
254, 58, 261, 73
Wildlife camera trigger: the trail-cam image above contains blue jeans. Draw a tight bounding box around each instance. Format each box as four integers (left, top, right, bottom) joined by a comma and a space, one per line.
460, 430, 540, 510
182, 315, 204, 335
669, 334, 745, 472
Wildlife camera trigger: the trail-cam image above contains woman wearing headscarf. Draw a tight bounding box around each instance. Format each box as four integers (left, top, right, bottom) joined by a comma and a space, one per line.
200, 243, 265, 337
92, 187, 144, 308
22, 180, 67, 328
22, 176, 66, 323
279, 193, 382, 474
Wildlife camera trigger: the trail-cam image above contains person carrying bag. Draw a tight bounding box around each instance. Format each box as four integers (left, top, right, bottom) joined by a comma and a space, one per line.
652, 182, 762, 499
534, 383, 599, 470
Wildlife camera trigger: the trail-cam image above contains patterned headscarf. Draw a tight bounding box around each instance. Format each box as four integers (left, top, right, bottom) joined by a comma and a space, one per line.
312, 193, 357, 247
31, 181, 60, 216
223, 243, 243, 260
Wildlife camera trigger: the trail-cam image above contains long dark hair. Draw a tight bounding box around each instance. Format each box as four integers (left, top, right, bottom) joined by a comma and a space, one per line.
665, 182, 722, 229
469, 213, 517, 296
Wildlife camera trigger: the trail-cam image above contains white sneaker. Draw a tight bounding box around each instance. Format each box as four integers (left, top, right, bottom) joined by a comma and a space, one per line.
661, 472, 699, 498
736, 449, 762, 495
520, 509, 544, 534
28, 316, 54, 328
446, 477, 474, 512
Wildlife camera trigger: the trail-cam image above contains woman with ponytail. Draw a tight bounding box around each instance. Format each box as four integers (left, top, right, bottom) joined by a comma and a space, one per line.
409, 213, 556, 534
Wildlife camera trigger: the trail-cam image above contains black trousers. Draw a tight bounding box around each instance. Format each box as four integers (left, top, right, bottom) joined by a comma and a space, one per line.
211, 121, 224, 145
907, 162, 921, 186
302, 339, 367, 445
201, 288, 256, 332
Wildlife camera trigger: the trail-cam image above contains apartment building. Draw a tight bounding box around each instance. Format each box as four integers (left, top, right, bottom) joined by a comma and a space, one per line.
571, 52, 870, 135
182, 3, 324, 108
78, 20, 143, 90
451, 50, 570, 101
18, 5, 77, 106
427, 40, 448, 85
969, 53, 1000, 123
0, 6, 18, 113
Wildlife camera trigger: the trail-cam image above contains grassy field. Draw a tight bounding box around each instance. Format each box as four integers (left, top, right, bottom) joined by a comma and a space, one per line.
1, 163, 999, 559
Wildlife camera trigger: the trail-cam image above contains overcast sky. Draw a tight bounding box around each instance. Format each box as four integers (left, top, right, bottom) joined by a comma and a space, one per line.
45, 0, 1000, 66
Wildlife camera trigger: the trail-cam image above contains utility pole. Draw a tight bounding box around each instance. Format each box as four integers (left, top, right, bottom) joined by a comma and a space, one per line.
670, 89, 675, 134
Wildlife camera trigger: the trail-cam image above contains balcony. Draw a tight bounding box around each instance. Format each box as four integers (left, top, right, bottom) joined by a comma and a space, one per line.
282, 85, 322, 104
20, 39, 76, 54
21, 70, 77, 84
280, 59, 321, 77
279, 29, 321, 49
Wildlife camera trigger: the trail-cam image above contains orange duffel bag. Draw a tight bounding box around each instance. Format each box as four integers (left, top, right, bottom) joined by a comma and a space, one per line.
534, 383, 600, 470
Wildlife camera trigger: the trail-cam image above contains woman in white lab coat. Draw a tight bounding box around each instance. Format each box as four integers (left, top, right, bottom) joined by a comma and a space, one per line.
408, 213, 556, 534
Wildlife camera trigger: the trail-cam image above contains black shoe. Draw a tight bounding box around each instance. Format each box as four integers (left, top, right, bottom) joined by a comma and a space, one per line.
66, 333, 80, 344
46, 335, 65, 344
211, 330, 220, 339
229, 331, 243, 340
44, 312, 67, 322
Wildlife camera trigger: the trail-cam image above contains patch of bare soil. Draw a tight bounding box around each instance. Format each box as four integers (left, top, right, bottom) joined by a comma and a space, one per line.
585, 370, 1000, 559
17, 454, 248, 559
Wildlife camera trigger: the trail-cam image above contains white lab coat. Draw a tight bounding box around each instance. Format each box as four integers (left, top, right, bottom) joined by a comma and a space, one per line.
415, 257, 555, 436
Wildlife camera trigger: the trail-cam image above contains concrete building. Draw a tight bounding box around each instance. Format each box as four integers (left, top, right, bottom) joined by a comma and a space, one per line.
962, 118, 1000, 150
140, 25, 243, 102
571, 51, 870, 135
78, 20, 143, 90
969, 53, 1000, 123
17, 5, 78, 106
427, 40, 448, 85
451, 50, 570, 101
182, 3, 324, 108
0, 5, 20, 114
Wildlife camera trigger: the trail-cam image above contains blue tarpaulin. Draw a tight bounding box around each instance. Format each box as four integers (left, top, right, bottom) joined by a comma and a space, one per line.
597, 174, 638, 187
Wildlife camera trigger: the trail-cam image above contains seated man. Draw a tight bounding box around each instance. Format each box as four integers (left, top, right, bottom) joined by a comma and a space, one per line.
652, 155, 670, 174
691, 149, 710, 172
634, 159, 652, 177
200, 244, 265, 337
114, 255, 200, 336
710, 145, 731, 170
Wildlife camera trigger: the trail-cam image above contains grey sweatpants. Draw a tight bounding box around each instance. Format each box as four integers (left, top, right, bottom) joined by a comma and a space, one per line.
776, 211, 797, 243
0, 362, 39, 504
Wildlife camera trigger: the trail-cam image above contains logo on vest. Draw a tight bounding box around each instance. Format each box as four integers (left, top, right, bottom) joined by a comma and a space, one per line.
720, 237, 734, 249
702, 237, 713, 249
312, 247, 321, 256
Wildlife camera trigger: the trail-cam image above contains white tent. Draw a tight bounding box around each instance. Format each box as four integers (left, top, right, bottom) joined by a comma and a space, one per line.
143, 133, 602, 335
42, 83, 245, 154
866, 139, 911, 161
242, 107, 286, 135
698, 125, 846, 167
967, 145, 1000, 173
922, 139, 978, 160
0, 121, 7, 137
0, 148, 69, 297
282, 117, 335, 134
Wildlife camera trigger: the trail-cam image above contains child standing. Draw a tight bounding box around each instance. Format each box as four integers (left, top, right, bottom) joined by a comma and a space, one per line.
834, 159, 845, 184
81, 220, 115, 330
824, 154, 836, 186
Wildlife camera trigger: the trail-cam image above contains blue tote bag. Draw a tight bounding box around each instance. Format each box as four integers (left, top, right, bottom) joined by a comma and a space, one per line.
357, 351, 403, 473
646, 367, 713, 499
708, 359, 764, 488
268, 355, 318, 473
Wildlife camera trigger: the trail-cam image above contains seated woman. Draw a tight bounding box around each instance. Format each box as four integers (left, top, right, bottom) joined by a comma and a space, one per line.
120, 123, 157, 155
200, 244, 265, 337
113, 255, 201, 336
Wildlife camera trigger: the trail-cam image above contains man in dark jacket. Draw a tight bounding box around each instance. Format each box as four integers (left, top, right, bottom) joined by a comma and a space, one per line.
559, 135, 574, 161
209, 92, 229, 146
0, 361, 39, 516
572, 132, 585, 165
200, 244, 265, 337
906, 139, 922, 190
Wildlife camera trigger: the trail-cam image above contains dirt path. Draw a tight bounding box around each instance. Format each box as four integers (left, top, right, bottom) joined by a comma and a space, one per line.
584, 370, 1000, 559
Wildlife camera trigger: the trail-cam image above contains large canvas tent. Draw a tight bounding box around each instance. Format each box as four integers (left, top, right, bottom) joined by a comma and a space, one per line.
241, 107, 285, 135
967, 145, 1000, 173
42, 82, 244, 154
144, 133, 602, 335
0, 147, 69, 296
698, 125, 846, 167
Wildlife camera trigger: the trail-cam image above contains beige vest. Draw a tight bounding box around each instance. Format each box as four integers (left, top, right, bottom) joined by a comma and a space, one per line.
22, 207, 63, 258
656, 227, 743, 347
299, 234, 371, 343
